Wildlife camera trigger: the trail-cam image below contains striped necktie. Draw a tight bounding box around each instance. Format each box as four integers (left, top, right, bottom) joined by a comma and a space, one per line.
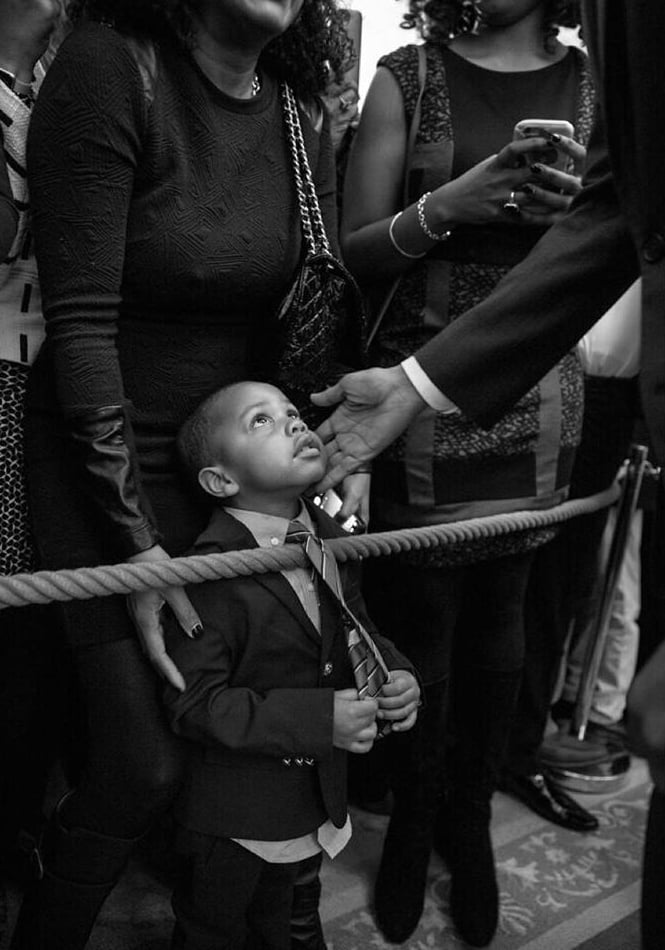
285, 521, 390, 698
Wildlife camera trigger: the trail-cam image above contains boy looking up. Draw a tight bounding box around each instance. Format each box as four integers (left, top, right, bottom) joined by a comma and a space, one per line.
163, 381, 420, 950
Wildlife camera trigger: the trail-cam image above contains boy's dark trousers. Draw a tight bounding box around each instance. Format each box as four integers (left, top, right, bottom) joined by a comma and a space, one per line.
171, 828, 324, 950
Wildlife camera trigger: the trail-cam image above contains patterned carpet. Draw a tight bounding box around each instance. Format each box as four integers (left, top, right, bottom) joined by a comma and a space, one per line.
0, 762, 649, 950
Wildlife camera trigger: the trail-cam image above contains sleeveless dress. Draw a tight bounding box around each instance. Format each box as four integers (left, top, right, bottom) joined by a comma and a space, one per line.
370, 43, 594, 567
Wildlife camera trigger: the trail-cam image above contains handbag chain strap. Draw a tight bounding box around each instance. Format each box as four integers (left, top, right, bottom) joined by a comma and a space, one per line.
281, 83, 331, 257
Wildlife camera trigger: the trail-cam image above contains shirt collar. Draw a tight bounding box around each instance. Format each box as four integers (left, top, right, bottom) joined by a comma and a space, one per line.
224, 501, 314, 548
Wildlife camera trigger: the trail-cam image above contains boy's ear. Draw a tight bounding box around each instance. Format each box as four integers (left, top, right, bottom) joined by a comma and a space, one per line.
198, 465, 240, 500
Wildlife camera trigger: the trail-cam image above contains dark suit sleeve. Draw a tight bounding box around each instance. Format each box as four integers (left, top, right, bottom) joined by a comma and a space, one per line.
163, 583, 335, 762
415, 113, 640, 428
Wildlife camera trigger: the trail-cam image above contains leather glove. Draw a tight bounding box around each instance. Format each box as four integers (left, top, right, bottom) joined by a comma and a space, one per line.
68, 404, 160, 559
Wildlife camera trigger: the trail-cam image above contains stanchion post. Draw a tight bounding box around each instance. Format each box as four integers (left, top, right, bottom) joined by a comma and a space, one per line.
570, 444, 650, 740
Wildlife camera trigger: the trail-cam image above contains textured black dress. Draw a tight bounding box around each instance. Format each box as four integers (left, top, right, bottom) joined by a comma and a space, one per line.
24, 23, 336, 645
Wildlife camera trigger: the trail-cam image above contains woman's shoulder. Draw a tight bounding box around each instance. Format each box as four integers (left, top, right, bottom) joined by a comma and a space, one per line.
36, 21, 152, 124
378, 43, 421, 77
53, 20, 139, 68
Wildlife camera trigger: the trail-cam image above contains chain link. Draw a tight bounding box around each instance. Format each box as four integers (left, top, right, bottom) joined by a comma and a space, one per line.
281, 84, 332, 256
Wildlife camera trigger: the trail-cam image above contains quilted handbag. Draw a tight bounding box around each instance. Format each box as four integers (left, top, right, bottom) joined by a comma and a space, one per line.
272, 83, 366, 423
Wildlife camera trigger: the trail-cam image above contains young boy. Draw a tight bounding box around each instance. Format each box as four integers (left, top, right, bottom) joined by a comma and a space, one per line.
163, 381, 420, 950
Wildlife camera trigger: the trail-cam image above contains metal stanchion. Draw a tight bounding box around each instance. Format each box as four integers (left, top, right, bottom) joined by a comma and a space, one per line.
542, 445, 657, 793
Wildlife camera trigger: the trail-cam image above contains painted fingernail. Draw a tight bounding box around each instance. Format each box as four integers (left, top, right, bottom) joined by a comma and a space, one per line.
530, 163, 544, 175
548, 132, 561, 143
191, 623, 204, 639
522, 183, 536, 195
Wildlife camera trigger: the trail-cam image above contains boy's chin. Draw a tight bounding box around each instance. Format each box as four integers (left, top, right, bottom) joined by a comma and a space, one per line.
298, 461, 326, 488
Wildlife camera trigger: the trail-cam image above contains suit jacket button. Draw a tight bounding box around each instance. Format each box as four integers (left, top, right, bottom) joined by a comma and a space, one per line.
323, 662, 333, 676
642, 232, 665, 262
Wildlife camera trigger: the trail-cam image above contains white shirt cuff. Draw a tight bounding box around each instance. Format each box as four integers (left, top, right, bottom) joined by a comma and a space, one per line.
401, 357, 459, 413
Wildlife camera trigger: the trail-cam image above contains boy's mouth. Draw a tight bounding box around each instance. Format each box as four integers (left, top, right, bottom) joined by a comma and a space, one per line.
293, 432, 322, 459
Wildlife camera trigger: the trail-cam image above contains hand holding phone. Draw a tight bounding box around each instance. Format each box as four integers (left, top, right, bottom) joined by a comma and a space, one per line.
513, 119, 575, 173
312, 488, 366, 534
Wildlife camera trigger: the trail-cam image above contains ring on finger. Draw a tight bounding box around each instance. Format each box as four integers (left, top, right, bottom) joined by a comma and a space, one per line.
502, 190, 521, 214
339, 96, 351, 113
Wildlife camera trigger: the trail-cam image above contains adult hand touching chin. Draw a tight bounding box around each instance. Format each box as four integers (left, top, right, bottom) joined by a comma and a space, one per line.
127, 544, 203, 692
312, 365, 426, 492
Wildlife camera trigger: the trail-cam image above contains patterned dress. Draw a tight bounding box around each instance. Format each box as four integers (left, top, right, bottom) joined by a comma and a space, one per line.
370, 43, 595, 566
0, 66, 46, 574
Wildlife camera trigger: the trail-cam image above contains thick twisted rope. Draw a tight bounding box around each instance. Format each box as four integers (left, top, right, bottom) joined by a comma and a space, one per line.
0, 484, 619, 610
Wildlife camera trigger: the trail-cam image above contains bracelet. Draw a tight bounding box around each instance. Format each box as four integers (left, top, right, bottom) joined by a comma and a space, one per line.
416, 192, 452, 242
388, 212, 427, 260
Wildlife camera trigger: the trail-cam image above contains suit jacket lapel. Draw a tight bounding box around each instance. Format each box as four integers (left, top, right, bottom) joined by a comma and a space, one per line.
194, 507, 322, 646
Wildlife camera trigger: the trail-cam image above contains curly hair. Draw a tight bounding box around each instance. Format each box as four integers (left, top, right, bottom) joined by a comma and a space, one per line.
64, 0, 355, 97
401, 1, 582, 53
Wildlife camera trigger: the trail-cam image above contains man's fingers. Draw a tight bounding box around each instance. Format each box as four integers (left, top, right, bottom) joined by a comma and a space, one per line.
314, 455, 359, 494
311, 381, 344, 412
165, 587, 203, 639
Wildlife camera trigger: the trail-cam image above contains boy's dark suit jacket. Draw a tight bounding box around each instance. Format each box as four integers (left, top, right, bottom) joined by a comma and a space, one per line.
413, 0, 665, 471
163, 499, 414, 842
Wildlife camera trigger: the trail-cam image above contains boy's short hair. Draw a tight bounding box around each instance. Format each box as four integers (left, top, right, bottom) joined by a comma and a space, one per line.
177, 385, 236, 494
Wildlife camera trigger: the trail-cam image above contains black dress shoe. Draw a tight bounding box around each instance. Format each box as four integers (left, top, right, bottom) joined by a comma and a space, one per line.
499, 770, 599, 832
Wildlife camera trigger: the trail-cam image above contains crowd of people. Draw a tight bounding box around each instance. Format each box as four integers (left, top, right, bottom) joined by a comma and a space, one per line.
1, 1, 664, 950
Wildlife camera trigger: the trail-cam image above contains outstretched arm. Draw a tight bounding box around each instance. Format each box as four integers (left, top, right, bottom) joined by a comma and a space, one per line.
314, 116, 639, 485
313, 365, 426, 491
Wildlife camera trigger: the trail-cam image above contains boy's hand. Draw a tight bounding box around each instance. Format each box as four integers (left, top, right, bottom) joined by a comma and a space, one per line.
333, 689, 378, 753
377, 670, 420, 733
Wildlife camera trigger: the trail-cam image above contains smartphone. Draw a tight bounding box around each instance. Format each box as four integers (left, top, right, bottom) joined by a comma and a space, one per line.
513, 119, 575, 173
312, 488, 366, 535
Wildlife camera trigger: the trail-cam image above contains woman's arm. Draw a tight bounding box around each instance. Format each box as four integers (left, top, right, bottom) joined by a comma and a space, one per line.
28, 26, 201, 684
341, 65, 579, 285
27, 25, 158, 557
339, 67, 411, 282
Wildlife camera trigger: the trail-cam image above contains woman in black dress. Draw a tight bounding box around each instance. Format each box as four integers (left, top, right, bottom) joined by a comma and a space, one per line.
13, 1, 356, 947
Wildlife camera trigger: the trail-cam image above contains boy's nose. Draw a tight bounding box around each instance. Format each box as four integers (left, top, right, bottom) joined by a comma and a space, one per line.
288, 417, 307, 435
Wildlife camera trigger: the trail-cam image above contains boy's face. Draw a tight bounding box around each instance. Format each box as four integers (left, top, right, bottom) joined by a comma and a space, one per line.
206, 382, 326, 508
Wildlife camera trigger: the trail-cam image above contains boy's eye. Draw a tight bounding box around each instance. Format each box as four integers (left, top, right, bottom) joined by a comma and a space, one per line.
287, 409, 300, 420
250, 414, 272, 429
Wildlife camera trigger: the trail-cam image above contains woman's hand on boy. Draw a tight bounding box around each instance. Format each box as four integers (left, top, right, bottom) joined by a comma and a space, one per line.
377, 671, 420, 733
333, 689, 378, 753
127, 544, 203, 692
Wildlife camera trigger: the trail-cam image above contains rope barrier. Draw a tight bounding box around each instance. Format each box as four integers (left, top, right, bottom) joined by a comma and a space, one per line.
0, 483, 620, 610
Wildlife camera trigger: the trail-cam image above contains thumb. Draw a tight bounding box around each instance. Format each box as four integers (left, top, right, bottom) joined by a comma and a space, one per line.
165, 587, 203, 639
311, 380, 345, 408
